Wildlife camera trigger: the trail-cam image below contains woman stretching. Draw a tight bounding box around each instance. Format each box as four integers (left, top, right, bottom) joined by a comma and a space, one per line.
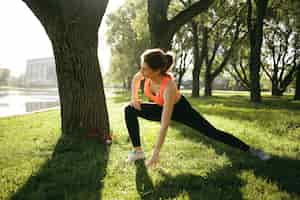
124, 48, 270, 167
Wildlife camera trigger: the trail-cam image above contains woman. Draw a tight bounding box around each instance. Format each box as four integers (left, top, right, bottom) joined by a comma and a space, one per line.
124, 48, 270, 167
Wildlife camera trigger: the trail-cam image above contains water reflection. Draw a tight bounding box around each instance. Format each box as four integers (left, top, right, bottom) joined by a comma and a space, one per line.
0, 88, 59, 118
0, 87, 116, 118
26, 101, 59, 112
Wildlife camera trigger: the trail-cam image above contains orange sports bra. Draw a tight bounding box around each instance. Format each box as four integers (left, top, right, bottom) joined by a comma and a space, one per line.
143, 73, 181, 106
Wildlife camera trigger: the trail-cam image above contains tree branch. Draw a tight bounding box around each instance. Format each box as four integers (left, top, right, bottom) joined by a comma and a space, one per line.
208, 44, 218, 69
278, 61, 286, 83
212, 19, 241, 79
261, 62, 273, 81
228, 63, 250, 89
240, 59, 249, 83
280, 63, 298, 92
207, 17, 223, 33
179, 0, 188, 7
168, 0, 215, 34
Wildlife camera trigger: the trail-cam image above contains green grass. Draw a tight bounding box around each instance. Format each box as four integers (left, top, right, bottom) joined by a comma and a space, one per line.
1, 90, 300, 200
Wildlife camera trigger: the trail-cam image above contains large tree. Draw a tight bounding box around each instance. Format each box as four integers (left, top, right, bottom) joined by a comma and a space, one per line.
185, 1, 245, 97
203, 11, 243, 96
225, 46, 251, 91
247, 0, 269, 102
22, 0, 110, 137
262, 14, 298, 96
190, 20, 205, 97
171, 0, 206, 97
147, 0, 215, 50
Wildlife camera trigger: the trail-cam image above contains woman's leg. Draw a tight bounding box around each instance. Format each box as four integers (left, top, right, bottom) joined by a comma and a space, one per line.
124, 103, 162, 147
172, 96, 250, 152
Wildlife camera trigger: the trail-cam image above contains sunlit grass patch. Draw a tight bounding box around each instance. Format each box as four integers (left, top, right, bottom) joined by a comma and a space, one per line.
1, 90, 300, 200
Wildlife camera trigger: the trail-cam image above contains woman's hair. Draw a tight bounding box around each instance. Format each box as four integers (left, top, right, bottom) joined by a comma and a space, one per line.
141, 48, 175, 74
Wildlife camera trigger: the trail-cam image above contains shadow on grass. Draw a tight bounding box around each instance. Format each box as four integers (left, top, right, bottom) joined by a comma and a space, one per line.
113, 91, 300, 198
135, 159, 245, 200
11, 134, 110, 200
135, 160, 155, 200
134, 122, 300, 199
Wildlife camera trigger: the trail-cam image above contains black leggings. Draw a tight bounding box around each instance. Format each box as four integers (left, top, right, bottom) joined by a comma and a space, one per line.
124, 95, 250, 152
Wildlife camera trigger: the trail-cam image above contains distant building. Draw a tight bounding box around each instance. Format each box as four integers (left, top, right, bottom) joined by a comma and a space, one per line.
0, 67, 11, 86
25, 57, 57, 87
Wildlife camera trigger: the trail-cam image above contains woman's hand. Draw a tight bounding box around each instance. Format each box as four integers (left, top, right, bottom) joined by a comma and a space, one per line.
130, 99, 142, 110
146, 152, 160, 168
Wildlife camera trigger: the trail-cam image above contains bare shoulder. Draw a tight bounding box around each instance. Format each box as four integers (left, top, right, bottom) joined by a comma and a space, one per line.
164, 79, 177, 96
166, 79, 177, 91
135, 71, 145, 80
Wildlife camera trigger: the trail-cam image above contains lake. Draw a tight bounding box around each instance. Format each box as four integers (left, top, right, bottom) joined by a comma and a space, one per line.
0, 87, 118, 118
0, 88, 59, 118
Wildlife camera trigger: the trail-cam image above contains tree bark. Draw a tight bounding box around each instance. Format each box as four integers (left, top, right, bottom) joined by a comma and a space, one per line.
23, 0, 110, 137
191, 22, 205, 97
204, 77, 212, 96
247, 0, 269, 103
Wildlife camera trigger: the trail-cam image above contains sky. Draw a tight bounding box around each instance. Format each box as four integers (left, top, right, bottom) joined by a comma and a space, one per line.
0, 0, 125, 77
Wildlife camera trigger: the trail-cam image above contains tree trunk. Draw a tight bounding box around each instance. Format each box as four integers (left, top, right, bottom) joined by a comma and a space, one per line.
178, 73, 183, 90
204, 47, 212, 97
175, 51, 187, 90
150, 30, 173, 50
204, 46, 212, 97
249, 49, 262, 101
192, 70, 200, 97
270, 64, 279, 96
23, 0, 110, 137
191, 22, 200, 97
271, 84, 283, 96
126, 77, 131, 91
147, 0, 215, 50
192, 24, 207, 97
295, 65, 300, 100
247, 0, 269, 103
52, 34, 109, 135
204, 77, 212, 96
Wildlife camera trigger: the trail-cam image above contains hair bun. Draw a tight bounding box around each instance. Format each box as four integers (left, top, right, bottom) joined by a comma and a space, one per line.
164, 52, 175, 72
141, 48, 175, 75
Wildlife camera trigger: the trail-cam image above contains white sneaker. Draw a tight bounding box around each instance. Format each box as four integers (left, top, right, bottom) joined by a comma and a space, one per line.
126, 150, 145, 162
250, 148, 271, 161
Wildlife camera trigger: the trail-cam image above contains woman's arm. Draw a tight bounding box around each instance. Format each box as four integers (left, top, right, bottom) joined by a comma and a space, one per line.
147, 80, 177, 166
131, 71, 144, 101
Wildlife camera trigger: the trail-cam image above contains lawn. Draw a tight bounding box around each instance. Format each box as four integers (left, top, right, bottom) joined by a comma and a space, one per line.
1, 90, 300, 200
